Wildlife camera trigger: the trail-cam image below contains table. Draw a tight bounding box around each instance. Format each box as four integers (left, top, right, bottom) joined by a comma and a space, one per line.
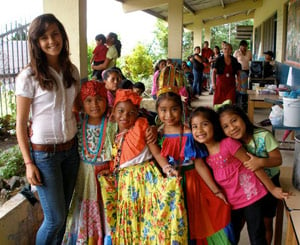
285, 211, 300, 245
247, 91, 279, 122
274, 166, 300, 245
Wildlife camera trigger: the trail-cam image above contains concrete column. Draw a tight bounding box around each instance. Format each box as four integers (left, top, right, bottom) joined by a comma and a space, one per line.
192, 24, 203, 49
168, 0, 183, 61
204, 27, 211, 45
43, 0, 87, 79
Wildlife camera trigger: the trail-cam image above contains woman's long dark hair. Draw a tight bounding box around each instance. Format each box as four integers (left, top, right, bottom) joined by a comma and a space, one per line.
108, 32, 122, 57
28, 13, 77, 90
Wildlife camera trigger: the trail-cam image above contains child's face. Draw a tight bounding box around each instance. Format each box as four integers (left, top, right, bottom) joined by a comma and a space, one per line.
191, 114, 214, 144
38, 23, 63, 60
83, 95, 107, 124
159, 61, 166, 70
133, 87, 143, 96
157, 98, 182, 127
114, 100, 138, 132
219, 112, 246, 140
105, 72, 121, 92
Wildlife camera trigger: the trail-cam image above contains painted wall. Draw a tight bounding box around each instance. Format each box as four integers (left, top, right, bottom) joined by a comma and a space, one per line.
253, 0, 300, 88
253, 0, 287, 62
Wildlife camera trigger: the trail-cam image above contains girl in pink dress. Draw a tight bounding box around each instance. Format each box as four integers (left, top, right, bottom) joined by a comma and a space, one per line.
190, 106, 288, 245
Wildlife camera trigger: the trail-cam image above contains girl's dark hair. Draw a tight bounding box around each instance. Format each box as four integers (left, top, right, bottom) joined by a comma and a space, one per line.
214, 46, 220, 53
108, 32, 122, 57
155, 92, 183, 112
95, 34, 106, 43
28, 13, 77, 90
190, 106, 225, 142
154, 59, 166, 72
102, 67, 121, 81
217, 104, 257, 137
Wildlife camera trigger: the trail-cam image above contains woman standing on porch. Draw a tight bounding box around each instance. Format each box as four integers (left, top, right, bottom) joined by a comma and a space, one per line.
212, 42, 241, 106
15, 14, 80, 244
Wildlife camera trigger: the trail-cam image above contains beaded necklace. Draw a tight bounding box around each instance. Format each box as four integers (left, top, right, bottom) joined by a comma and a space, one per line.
111, 129, 128, 174
81, 115, 106, 164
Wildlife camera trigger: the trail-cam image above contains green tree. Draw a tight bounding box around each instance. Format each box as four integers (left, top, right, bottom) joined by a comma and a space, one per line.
120, 43, 153, 82
147, 19, 193, 62
210, 19, 253, 52
87, 44, 94, 79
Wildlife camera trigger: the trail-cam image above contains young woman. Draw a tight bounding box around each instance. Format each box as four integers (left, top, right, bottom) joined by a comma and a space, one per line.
15, 14, 80, 244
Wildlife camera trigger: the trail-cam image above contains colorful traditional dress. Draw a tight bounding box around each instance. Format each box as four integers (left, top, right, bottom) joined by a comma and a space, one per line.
99, 117, 188, 244
63, 115, 111, 245
159, 129, 234, 244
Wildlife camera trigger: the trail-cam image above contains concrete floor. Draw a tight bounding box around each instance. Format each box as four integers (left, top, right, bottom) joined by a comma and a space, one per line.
191, 91, 295, 245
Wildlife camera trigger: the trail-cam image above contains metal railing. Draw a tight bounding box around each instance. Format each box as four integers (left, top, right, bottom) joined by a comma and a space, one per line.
0, 22, 30, 117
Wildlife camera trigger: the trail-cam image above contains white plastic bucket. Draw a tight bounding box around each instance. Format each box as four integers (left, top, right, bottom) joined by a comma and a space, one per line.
283, 97, 300, 127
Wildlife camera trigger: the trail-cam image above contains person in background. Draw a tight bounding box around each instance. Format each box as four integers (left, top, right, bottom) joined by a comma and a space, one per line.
208, 45, 221, 95
151, 59, 166, 100
102, 68, 122, 109
118, 79, 133, 90
263, 50, 276, 77
166, 58, 173, 66
233, 40, 252, 76
233, 40, 252, 110
15, 14, 80, 244
132, 81, 145, 96
212, 42, 241, 106
92, 32, 122, 72
220, 41, 227, 55
90, 34, 108, 81
201, 41, 214, 93
217, 104, 283, 244
192, 46, 204, 97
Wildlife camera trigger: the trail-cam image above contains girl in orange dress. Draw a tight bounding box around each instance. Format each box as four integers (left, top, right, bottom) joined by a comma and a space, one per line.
99, 89, 188, 244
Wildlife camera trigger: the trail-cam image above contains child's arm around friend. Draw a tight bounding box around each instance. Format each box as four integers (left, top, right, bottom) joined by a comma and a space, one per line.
235, 145, 288, 200
243, 145, 282, 172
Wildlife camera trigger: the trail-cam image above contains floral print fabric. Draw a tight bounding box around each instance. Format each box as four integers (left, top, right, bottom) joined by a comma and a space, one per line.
99, 161, 188, 244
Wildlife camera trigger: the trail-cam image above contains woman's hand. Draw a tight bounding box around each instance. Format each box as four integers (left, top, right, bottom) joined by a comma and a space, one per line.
26, 164, 42, 186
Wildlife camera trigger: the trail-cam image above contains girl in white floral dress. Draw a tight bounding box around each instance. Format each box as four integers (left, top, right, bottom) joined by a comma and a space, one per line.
63, 80, 113, 245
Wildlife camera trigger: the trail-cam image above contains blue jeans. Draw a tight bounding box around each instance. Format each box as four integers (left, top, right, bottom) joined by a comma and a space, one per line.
192, 69, 203, 95
32, 142, 79, 245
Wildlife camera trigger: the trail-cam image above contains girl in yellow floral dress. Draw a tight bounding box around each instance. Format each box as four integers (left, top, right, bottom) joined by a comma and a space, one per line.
99, 89, 188, 244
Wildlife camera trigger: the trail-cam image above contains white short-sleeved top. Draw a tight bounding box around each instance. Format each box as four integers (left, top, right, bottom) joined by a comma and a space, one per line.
15, 66, 80, 144
233, 49, 252, 70
106, 45, 118, 68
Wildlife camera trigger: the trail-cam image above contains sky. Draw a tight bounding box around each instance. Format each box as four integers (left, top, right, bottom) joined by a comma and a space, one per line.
0, 0, 157, 55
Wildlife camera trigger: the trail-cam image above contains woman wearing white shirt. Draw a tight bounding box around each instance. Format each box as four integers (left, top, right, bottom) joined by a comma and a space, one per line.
15, 14, 80, 244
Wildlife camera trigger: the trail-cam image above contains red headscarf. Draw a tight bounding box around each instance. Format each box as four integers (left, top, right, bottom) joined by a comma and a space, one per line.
113, 89, 142, 108
80, 80, 107, 102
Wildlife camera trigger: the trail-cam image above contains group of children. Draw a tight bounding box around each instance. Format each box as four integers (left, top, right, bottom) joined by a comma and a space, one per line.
63, 64, 288, 245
